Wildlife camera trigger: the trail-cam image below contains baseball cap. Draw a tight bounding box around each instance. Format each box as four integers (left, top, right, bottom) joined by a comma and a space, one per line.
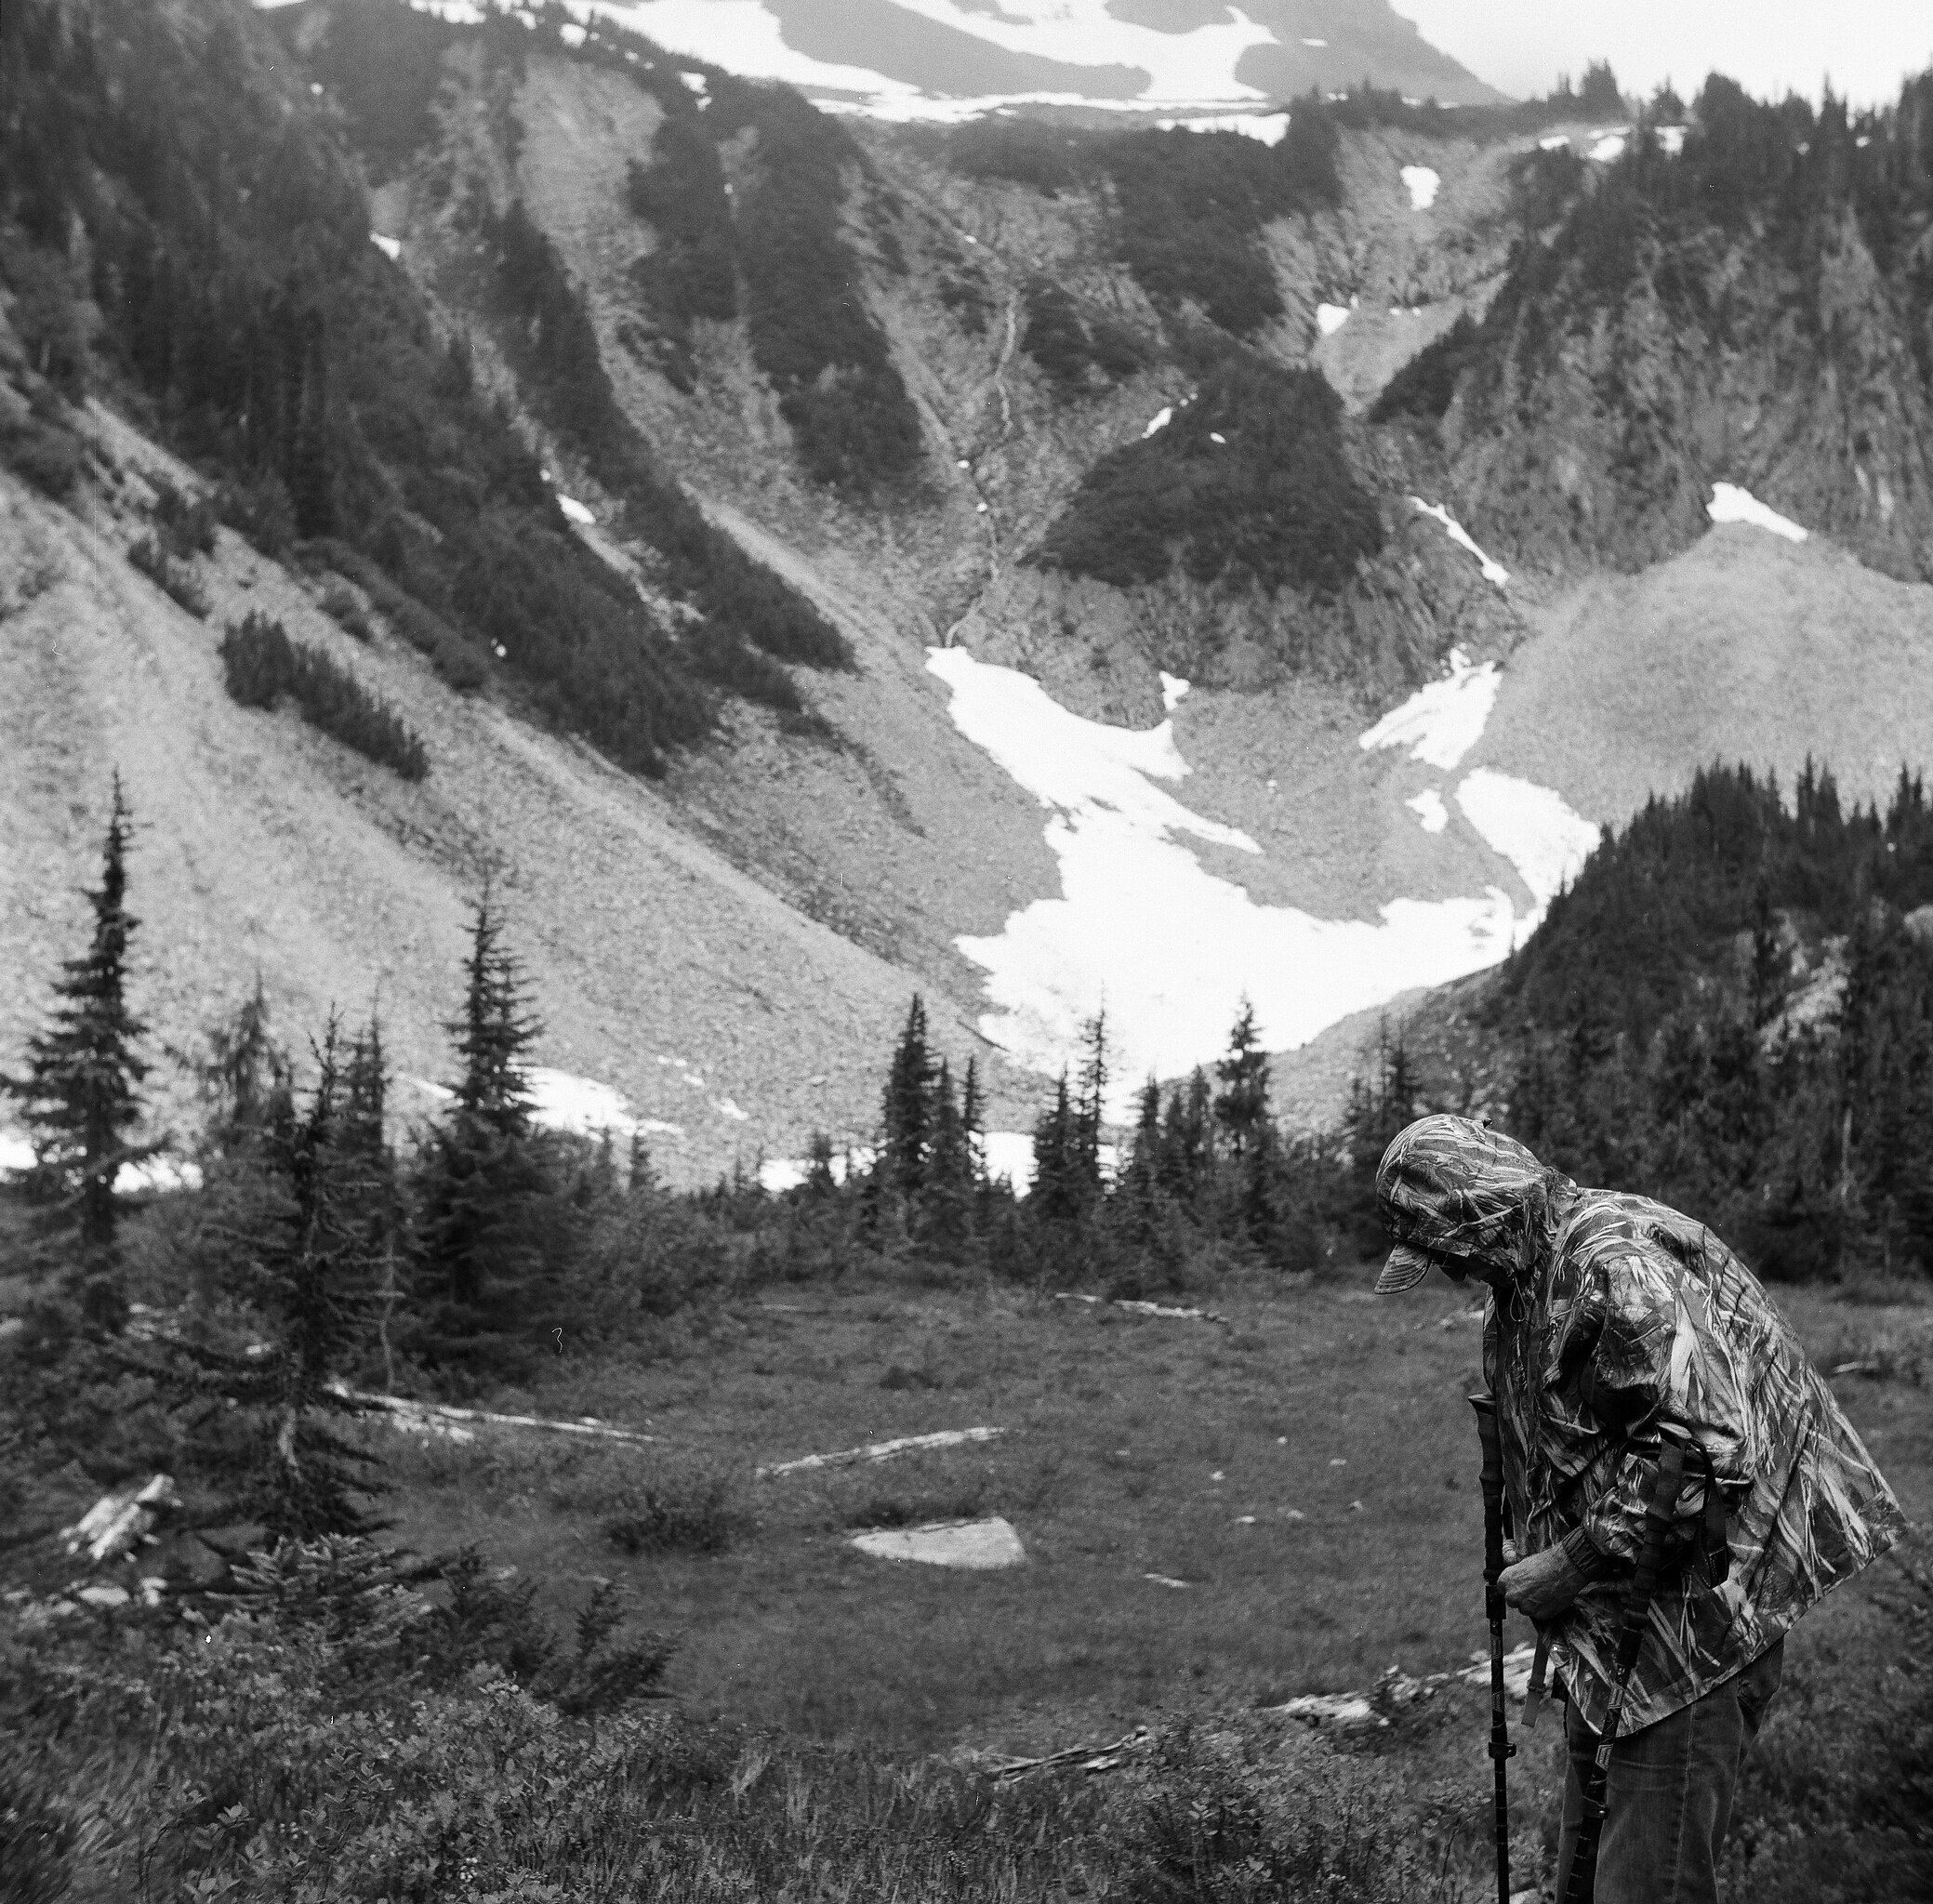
1374, 1242, 1437, 1294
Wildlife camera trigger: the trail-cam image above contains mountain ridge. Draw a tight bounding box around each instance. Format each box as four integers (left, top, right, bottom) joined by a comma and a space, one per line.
10, 0, 1933, 1161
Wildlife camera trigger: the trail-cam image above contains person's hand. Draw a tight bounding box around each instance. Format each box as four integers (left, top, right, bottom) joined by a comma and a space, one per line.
1499, 1543, 1590, 1620
1502, 1538, 1520, 1567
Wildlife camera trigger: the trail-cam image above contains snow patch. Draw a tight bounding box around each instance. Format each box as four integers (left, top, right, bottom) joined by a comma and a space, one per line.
0, 1131, 199, 1193
559, 20, 585, 46
1143, 406, 1173, 438
1657, 125, 1687, 155
1154, 112, 1291, 145
1316, 303, 1351, 337
369, 232, 402, 260
556, 495, 596, 526
1708, 483, 1807, 544
1407, 789, 1450, 835
1455, 771, 1599, 919
1358, 648, 1500, 771
1160, 671, 1191, 712
983, 1130, 1039, 1193
1588, 132, 1627, 163
928, 648, 1551, 1103
1410, 497, 1509, 588
1400, 165, 1440, 210
1302, 37, 1328, 47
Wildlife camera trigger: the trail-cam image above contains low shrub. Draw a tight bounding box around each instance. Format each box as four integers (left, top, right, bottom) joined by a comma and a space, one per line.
150, 476, 218, 559
319, 577, 372, 641
1022, 281, 1147, 393
1109, 1716, 1441, 1903
0, 411, 83, 498
214, 467, 297, 557
304, 537, 489, 692
126, 533, 208, 617
601, 1465, 735, 1556
219, 610, 430, 780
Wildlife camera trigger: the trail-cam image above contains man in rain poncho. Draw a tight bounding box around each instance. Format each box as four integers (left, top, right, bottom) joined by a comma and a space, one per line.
1374, 1115, 1903, 1904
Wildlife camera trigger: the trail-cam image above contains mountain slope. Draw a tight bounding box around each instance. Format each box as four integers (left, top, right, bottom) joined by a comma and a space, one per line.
0, 406, 1049, 1183
571, 0, 1507, 113
14, 0, 1933, 1157
1383, 78, 1933, 582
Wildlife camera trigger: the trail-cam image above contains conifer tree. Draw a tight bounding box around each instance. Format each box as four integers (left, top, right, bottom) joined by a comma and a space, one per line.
921, 1057, 975, 1249
122, 1012, 389, 1543
960, 1055, 985, 1187
880, 994, 937, 1199
1158, 1068, 1214, 1208
5, 775, 154, 1325
1074, 1008, 1109, 1196
1213, 998, 1271, 1155
1030, 1071, 1082, 1227
412, 891, 556, 1377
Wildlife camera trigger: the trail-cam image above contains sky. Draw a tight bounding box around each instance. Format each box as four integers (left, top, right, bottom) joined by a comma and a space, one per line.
1396, 0, 1933, 109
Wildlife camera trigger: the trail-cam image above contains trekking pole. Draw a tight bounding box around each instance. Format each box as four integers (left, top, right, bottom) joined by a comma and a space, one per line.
1468, 1395, 1516, 1904
1560, 1421, 1691, 1904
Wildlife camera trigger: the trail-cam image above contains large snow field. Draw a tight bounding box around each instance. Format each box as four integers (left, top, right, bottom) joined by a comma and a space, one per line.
573, 0, 1278, 111
927, 647, 1597, 1110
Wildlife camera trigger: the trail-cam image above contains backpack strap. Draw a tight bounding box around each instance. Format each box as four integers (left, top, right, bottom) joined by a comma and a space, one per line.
1574, 1364, 1730, 1587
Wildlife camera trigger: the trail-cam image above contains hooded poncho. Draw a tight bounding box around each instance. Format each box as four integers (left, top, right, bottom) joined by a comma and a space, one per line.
1377, 1113, 1904, 1733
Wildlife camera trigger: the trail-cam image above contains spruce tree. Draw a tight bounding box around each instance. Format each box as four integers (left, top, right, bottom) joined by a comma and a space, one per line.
257, 1020, 387, 1536
1213, 998, 1271, 1155
1031, 1071, 1087, 1229
1074, 1009, 1109, 1197
119, 1012, 389, 1545
412, 892, 556, 1379
880, 995, 936, 1199
960, 1056, 985, 1187
5, 775, 153, 1325
921, 1057, 974, 1250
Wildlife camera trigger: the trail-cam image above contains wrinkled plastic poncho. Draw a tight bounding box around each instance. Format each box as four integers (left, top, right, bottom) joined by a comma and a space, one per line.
1378, 1114, 1904, 1734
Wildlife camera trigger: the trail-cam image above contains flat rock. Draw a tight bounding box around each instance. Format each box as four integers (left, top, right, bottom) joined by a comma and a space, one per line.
850, 1517, 1026, 1570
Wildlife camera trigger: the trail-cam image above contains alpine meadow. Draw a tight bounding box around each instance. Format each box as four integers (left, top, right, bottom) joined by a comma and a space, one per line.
4, 3, 1933, 1902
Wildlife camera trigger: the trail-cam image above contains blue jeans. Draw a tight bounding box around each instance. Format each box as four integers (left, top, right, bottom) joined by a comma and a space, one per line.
1556, 1641, 1784, 1904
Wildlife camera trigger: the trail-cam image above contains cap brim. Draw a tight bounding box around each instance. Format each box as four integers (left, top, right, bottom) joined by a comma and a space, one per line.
1375, 1243, 1436, 1294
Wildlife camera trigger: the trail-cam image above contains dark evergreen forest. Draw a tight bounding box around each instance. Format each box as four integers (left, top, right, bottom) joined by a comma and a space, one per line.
1482, 762, 1933, 1279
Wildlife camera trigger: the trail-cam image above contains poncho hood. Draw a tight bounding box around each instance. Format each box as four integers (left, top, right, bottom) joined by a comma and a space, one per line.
1375, 1114, 1578, 1285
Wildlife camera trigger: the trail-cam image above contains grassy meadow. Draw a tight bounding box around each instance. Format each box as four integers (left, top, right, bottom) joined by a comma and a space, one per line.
344, 1269, 1933, 1888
